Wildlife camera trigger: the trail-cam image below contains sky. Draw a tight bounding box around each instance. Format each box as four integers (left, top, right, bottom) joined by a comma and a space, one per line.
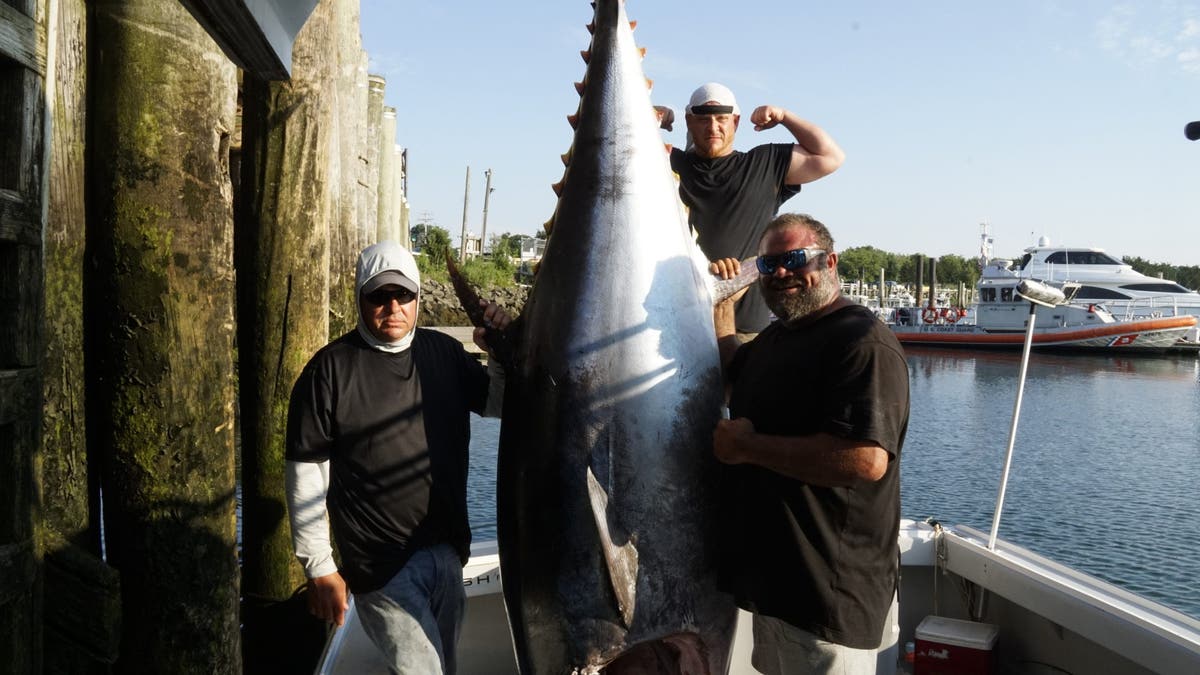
358, 1, 1200, 266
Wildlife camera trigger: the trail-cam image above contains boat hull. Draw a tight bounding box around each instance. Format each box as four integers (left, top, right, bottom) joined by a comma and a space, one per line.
891, 315, 1196, 351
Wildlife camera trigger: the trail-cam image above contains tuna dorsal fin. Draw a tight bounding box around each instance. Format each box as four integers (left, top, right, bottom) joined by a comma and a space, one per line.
709, 256, 761, 305
585, 466, 638, 628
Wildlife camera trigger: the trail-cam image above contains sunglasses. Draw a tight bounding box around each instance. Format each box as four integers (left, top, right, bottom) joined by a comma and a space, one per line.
756, 248, 826, 275
363, 287, 417, 307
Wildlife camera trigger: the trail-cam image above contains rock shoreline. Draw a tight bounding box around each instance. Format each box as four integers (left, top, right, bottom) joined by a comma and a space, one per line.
417, 279, 529, 327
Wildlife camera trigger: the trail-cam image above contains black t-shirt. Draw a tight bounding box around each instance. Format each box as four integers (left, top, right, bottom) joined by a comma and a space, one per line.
724, 305, 909, 648
286, 328, 490, 592
670, 143, 798, 332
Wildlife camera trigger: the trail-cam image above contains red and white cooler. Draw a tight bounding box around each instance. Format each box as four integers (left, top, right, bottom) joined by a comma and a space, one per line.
914, 615, 999, 675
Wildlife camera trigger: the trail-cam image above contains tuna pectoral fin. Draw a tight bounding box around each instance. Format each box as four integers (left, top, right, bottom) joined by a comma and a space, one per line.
585, 466, 638, 628
709, 256, 760, 305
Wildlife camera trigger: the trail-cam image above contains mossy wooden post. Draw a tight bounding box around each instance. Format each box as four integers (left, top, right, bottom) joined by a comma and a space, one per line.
88, 1, 240, 671
1, 0, 50, 672
329, 0, 365, 337
235, 0, 334, 669
360, 74, 385, 248
377, 106, 397, 242
43, 0, 122, 668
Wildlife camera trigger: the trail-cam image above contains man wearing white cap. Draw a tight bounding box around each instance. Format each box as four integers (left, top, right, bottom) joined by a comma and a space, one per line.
285, 240, 509, 674
668, 82, 845, 335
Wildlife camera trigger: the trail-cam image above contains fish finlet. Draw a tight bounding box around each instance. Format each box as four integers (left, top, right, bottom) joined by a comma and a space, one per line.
586, 21, 595, 34
574, 81, 585, 96
551, 181, 564, 197
638, 47, 647, 59
580, 49, 590, 64
629, 20, 637, 31
567, 113, 579, 129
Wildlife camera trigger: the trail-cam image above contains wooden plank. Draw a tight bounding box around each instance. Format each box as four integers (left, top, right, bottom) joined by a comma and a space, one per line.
0, 369, 37, 425
0, 190, 39, 245
42, 538, 121, 663
427, 326, 485, 355
0, 537, 35, 607
0, 2, 46, 73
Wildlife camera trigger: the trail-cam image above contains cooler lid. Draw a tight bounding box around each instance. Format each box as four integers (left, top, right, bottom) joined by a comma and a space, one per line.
915, 616, 999, 649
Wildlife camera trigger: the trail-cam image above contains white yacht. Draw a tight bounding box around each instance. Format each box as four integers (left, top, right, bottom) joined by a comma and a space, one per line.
1000, 237, 1200, 320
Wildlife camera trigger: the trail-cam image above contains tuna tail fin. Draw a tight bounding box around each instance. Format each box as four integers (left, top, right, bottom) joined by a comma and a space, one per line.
585, 466, 639, 628
445, 253, 517, 368
709, 256, 760, 305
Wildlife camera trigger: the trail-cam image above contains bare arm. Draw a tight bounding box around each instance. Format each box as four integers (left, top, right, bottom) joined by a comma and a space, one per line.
713, 417, 890, 486
750, 106, 845, 185
709, 257, 748, 374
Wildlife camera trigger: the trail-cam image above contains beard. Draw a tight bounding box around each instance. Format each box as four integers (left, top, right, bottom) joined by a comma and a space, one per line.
761, 268, 839, 325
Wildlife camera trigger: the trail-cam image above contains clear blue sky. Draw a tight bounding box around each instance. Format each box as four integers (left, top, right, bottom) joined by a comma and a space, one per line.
359, 1, 1200, 266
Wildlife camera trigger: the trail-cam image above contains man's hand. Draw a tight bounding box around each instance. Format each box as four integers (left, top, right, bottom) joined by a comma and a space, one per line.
307, 571, 350, 626
713, 417, 755, 464
653, 105, 675, 131
708, 257, 741, 280
473, 300, 512, 354
750, 105, 787, 132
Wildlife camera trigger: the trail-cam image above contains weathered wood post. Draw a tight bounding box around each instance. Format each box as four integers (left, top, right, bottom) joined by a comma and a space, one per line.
42, 0, 122, 669
360, 74, 385, 248
378, 106, 398, 242
328, 0, 366, 337
88, 1, 240, 671
235, 0, 335, 669
1, 0, 50, 673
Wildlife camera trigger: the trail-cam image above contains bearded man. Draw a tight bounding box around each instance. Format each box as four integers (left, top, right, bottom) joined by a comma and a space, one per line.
708, 213, 910, 675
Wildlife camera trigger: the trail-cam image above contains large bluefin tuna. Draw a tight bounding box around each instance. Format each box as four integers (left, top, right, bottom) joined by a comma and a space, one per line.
491, 1, 741, 672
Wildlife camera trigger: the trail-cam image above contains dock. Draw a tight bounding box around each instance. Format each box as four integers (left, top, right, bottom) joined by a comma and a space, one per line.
427, 326, 486, 356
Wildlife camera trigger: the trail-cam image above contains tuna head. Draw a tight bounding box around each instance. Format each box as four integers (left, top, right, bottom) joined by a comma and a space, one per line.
494, 1, 737, 673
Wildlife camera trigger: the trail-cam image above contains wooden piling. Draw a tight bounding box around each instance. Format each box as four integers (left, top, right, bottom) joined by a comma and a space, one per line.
88, 1, 240, 671
235, 0, 337, 669
378, 106, 398, 242
328, 0, 366, 337
43, 0, 123, 669
1, 0, 51, 671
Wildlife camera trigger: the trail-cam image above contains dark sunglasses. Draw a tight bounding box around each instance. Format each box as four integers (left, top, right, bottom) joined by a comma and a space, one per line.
363, 287, 417, 307
756, 248, 826, 275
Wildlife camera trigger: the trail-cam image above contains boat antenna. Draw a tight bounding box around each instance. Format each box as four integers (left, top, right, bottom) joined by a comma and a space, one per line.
987, 279, 1066, 551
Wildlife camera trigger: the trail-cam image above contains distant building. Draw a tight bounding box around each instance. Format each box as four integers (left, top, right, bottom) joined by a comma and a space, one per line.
519, 237, 546, 261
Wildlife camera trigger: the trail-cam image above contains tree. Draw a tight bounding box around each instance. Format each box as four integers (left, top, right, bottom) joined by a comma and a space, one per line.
419, 225, 452, 270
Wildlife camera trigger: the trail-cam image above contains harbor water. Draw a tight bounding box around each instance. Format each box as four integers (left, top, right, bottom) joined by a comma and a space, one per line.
466, 347, 1200, 620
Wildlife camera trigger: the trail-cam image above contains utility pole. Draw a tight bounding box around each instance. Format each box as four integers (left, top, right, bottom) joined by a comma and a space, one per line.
459, 165, 471, 262
481, 168, 494, 255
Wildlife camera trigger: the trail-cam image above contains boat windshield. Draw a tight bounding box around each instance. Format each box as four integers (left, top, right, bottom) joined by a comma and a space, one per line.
1120, 282, 1193, 294
1044, 251, 1123, 266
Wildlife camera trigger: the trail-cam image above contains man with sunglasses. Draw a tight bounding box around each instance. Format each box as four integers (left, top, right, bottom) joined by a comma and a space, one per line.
285, 240, 510, 674
710, 214, 909, 674
665, 82, 844, 337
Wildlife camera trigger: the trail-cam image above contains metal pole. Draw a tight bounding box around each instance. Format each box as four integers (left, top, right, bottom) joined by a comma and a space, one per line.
988, 280, 1065, 550
481, 168, 493, 255
988, 302, 1037, 551
459, 165, 471, 262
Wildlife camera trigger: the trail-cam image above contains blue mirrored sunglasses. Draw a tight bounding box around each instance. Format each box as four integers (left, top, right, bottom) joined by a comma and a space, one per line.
756, 248, 826, 275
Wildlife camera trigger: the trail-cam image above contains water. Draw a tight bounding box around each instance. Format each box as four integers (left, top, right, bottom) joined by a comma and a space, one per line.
466, 348, 1200, 619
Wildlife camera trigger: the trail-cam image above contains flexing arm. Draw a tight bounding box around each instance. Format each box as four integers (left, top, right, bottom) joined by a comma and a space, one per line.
713, 417, 889, 486
750, 105, 845, 185
286, 459, 349, 626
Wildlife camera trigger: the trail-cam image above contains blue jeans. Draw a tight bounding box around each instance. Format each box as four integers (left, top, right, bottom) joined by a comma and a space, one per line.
354, 543, 466, 675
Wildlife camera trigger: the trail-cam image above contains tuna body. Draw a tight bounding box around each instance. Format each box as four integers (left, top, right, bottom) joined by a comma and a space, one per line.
496, 1, 736, 672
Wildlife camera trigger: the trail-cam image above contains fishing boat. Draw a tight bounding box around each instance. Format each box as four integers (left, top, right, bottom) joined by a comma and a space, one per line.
891, 264, 1197, 351
316, 517, 1200, 674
